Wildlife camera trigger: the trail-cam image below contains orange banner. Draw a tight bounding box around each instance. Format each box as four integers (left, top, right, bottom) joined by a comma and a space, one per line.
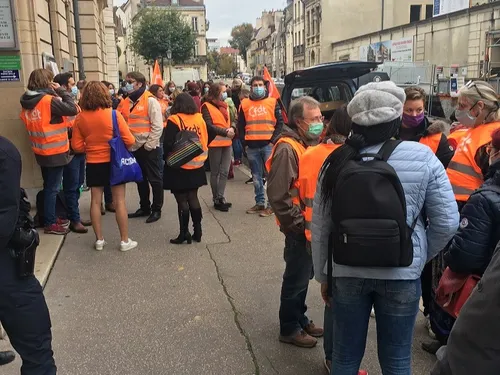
263, 66, 289, 124
151, 60, 164, 86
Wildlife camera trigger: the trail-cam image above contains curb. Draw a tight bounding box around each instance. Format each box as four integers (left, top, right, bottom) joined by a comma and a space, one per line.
34, 231, 65, 288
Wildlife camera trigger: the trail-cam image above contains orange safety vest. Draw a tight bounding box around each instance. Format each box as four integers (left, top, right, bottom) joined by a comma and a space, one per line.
447, 127, 469, 150
419, 133, 441, 154
447, 121, 500, 201
265, 136, 307, 227
168, 113, 208, 169
158, 98, 169, 128
117, 98, 130, 122
63, 102, 81, 129
20, 95, 70, 156
202, 102, 231, 148
128, 91, 154, 133
298, 142, 341, 242
241, 97, 277, 141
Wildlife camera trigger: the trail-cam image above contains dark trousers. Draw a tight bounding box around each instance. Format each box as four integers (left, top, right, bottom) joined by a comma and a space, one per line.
62, 154, 84, 222
0, 250, 56, 374
421, 261, 433, 316
279, 232, 312, 336
40, 166, 64, 226
104, 186, 113, 205
133, 146, 164, 212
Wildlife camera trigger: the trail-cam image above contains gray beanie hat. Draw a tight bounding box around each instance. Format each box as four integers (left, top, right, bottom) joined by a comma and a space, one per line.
347, 81, 406, 127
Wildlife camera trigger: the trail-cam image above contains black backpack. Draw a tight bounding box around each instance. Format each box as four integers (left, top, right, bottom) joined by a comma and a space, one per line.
328, 140, 417, 270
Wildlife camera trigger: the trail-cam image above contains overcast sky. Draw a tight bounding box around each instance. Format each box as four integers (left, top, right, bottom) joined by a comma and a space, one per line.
113, 0, 286, 46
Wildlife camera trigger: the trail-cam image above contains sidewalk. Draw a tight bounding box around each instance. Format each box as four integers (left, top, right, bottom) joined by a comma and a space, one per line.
3, 167, 437, 374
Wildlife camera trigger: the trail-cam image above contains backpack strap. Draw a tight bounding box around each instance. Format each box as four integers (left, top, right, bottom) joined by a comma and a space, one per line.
377, 140, 402, 162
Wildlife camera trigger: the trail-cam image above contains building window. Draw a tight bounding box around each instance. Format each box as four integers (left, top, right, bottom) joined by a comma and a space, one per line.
410, 5, 421, 23
192, 17, 198, 32
194, 43, 199, 57
307, 11, 310, 36
426, 4, 433, 19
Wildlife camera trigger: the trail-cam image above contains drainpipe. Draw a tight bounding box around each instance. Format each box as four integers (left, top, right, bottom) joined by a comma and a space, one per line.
381, 0, 384, 30
73, 0, 86, 80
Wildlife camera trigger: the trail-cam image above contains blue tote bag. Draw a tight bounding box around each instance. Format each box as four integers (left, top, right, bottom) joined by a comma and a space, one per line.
109, 110, 143, 186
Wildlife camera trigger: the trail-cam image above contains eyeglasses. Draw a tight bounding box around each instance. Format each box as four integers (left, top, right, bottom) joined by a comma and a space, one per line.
126, 80, 136, 84
303, 116, 325, 123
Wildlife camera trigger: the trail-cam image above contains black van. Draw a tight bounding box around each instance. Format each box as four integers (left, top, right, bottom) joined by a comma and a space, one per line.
281, 61, 389, 120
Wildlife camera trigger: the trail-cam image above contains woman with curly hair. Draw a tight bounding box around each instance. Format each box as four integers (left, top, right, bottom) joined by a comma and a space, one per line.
71, 81, 138, 252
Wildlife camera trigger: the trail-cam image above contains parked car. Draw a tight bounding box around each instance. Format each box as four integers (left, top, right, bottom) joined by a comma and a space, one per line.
281, 61, 390, 121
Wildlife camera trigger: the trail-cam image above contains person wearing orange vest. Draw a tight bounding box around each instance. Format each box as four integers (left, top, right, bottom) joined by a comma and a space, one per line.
163, 93, 226, 244
448, 80, 500, 210
124, 71, 164, 224
266, 96, 324, 349
53, 72, 91, 234
20, 69, 79, 235
448, 124, 469, 150
297, 104, 352, 372
399, 87, 456, 336
201, 83, 236, 211
238, 76, 284, 217
400, 87, 455, 168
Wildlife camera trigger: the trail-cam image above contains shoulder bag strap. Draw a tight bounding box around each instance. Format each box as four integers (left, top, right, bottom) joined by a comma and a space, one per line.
112, 110, 119, 138
378, 139, 402, 162
177, 115, 185, 131
474, 184, 500, 195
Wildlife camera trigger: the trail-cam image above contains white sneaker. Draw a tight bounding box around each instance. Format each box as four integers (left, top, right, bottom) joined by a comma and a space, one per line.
120, 238, 138, 252
95, 239, 107, 251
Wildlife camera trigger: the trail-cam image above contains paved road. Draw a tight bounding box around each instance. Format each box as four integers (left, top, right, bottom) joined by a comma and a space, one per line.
3, 167, 436, 374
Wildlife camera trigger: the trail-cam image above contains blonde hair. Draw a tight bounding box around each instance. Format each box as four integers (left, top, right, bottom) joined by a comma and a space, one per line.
171, 88, 183, 100
459, 80, 500, 122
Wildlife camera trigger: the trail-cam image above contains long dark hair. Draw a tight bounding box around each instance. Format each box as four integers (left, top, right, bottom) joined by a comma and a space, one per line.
170, 92, 198, 115
319, 119, 401, 210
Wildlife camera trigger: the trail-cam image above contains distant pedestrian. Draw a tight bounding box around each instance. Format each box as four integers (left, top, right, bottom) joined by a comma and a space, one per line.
71, 81, 138, 252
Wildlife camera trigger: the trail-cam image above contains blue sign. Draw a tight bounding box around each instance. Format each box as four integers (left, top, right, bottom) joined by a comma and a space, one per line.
0, 69, 20, 82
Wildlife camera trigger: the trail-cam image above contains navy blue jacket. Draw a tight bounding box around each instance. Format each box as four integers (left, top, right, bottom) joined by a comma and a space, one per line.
445, 161, 500, 275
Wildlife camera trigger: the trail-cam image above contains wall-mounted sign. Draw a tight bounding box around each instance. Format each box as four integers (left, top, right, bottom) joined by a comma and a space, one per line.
433, 0, 469, 17
359, 38, 414, 63
0, 55, 20, 70
0, 69, 19, 81
0, 0, 17, 50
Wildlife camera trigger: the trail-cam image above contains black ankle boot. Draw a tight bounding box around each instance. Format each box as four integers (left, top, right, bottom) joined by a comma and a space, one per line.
170, 210, 192, 244
190, 208, 203, 242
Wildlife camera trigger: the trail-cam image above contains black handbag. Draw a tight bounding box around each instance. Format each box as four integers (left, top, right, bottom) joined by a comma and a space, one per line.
166, 115, 204, 168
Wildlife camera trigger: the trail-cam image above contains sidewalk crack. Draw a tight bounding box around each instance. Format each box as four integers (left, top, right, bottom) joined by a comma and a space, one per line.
206, 244, 260, 375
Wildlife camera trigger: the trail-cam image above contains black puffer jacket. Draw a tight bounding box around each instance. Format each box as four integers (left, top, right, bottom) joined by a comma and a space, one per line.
444, 161, 500, 275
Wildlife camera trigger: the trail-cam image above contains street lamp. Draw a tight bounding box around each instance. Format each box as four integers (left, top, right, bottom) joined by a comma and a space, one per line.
166, 49, 172, 82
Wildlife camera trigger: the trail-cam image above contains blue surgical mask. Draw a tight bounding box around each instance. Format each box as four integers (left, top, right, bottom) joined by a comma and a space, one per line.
253, 86, 265, 98
204, 87, 209, 94
125, 83, 134, 93
71, 86, 78, 97
455, 108, 477, 127
221, 92, 228, 100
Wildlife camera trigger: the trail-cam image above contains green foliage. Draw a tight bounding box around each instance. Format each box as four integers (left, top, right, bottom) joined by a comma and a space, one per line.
207, 50, 219, 72
130, 8, 196, 65
207, 51, 237, 76
229, 23, 254, 64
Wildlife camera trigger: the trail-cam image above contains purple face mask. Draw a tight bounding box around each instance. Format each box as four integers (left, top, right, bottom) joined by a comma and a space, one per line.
402, 112, 425, 128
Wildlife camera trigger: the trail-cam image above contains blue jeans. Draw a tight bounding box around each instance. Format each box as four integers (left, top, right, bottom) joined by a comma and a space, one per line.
330, 277, 421, 375
279, 232, 313, 336
232, 138, 243, 161
62, 155, 83, 222
324, 302, 333, 361
41, 166, 64, 226
246, 144, 272, 207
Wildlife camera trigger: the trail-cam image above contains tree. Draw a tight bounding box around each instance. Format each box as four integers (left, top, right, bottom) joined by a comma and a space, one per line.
218, 54, 237, 77
229, 23, 254, 64
130, 8, 196, 65
207, 50, 219, 73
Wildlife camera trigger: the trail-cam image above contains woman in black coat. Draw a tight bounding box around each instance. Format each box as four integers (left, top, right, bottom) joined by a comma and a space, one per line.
163, 93, 231, 244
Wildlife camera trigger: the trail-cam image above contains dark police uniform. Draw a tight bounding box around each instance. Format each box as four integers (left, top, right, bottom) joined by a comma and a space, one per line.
0, 136, 56, 374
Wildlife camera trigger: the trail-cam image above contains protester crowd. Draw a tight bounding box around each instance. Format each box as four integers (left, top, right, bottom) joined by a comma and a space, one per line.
2, 67, 500, 374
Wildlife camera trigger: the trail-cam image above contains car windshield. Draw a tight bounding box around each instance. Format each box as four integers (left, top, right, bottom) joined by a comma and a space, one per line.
290, 83, 352, 113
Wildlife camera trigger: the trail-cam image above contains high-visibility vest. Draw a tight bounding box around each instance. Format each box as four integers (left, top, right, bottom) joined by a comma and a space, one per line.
202, 102, 231, 148
158, 98, 169, 128
117, 98, 130, 122
447, 121, 500, 201
20, 95, 69, 156
298, 142, 341, 242
63, 102, 81, 129
128, 91, 154, 133
419, 133, 441, 154
241, 97, 277, 141
447, 127, 469, 150
265, 136, 307, 227
168, 113, 208, 169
